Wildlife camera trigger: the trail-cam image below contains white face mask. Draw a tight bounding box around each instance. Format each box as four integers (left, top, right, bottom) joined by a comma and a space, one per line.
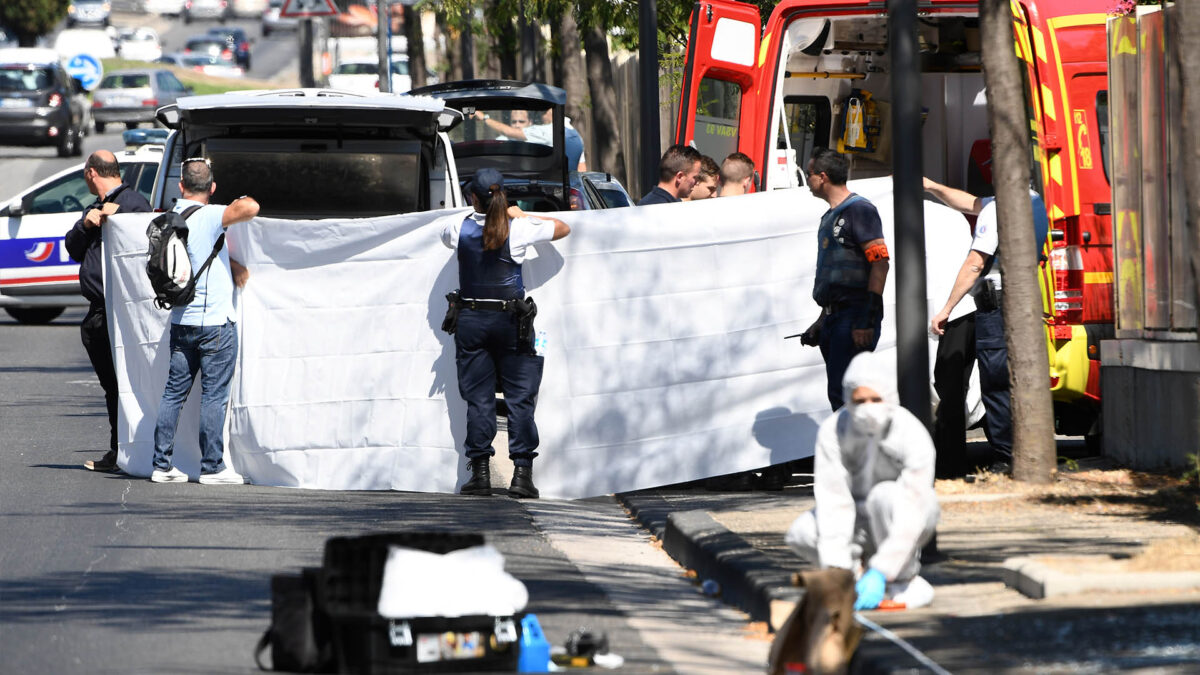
851, 402, 892, 438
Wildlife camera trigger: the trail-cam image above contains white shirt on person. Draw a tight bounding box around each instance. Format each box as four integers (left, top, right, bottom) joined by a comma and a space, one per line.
440, 211, 556, 263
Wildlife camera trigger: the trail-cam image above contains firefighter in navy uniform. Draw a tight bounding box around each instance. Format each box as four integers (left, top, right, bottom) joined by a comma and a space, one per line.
798, 148, 891, 411
441, 168, 570, 498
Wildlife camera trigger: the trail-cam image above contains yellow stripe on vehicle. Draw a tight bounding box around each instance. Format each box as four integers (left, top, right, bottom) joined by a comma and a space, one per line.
1049, 152, 1063, 186
1085, 272, 1113, 284
1050, 203, 1065, 221
1032, 25, 1048, 63
759, 32, 771, 68
1047, 17, 1091, 214
1041, 84, 1057, 121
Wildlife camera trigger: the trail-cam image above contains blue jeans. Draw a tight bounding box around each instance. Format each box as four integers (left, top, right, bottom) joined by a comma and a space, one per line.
819, 305, 882, 411
974, 307, 1013, 458
153, 321, 238, 474
454, 308, 544, 467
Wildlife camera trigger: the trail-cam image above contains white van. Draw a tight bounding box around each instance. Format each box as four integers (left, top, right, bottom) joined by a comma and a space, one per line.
151, 88, 464, 217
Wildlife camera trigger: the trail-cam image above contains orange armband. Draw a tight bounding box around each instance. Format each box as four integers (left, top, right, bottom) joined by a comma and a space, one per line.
864, 243, 890, 262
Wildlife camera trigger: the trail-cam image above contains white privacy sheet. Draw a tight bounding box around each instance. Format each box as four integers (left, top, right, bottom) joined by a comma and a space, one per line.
104, 178, 975, 498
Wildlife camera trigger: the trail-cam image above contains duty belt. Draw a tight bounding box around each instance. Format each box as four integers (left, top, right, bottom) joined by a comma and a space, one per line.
823, 299, 861, 316
461, 298, 518, 311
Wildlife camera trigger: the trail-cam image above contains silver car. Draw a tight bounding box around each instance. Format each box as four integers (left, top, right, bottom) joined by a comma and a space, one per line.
183, 0, 231, 23
66, 0, 111, 28
261, 0, 299, 36
91, 68, 191, 132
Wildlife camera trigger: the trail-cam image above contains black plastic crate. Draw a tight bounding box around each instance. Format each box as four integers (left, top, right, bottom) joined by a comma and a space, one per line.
331, 613, 522, 674
321, 532, 485, 617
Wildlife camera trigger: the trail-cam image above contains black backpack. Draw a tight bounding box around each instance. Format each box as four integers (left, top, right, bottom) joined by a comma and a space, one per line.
145, 204, 225, 310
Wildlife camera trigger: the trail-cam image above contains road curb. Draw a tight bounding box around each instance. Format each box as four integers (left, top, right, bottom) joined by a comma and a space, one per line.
618, 492, 801, 625
618, 492, 944, 673
1003, 555, 1200, 598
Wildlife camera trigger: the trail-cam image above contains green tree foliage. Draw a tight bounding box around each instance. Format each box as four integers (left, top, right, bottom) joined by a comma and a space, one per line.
1, 0, 70, 47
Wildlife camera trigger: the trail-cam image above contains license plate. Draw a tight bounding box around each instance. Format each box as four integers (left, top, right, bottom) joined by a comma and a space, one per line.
0, 98, 33, 108
109, 97, 136, 107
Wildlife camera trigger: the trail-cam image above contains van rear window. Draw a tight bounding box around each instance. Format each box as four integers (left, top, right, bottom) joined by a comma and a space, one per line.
207, 151, 423, 218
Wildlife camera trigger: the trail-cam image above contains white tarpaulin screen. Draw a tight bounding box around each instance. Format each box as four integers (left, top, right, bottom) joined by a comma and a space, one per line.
105, 179, 974, 498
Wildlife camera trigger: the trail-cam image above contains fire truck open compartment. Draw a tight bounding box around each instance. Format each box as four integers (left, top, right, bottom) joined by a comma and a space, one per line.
773, 13, 990, 193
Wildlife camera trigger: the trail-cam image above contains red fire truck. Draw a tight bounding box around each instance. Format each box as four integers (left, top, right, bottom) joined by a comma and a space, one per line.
676, 0, 1113, 438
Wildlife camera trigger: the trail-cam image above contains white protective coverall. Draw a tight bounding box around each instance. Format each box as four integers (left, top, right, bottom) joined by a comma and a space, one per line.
785, 352, 940, 585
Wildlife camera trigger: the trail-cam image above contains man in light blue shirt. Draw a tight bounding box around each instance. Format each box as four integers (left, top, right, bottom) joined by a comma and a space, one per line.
150, 157, 259, 485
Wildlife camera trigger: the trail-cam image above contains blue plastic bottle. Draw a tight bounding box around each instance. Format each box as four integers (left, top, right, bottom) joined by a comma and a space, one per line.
518, 614, 550, 672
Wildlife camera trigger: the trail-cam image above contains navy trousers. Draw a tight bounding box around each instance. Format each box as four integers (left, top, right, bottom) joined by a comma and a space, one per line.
454, 308, 544, 467
818, 304, 882, 411
975, 306, 1013, 458
933, 312, 977, 477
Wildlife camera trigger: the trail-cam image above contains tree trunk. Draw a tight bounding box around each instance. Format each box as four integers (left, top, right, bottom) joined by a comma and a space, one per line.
437, 12, 462, 82
559, 11, 590, 165
520, 16, 537, 82
485, 1, 516, 80
404, 5, 427, 89
460, 8, 476, 80
549, 15, 565, 87
980, 0, 1056, 483
583, 25, 626, 185
1174, 2, 1200, 322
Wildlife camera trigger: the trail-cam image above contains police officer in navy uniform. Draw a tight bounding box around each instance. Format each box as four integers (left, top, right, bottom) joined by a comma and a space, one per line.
441, 168, 570, 498
798, 148, 891, 411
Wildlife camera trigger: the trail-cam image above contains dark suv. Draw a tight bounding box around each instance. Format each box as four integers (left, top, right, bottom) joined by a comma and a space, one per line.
205, 26, 252, 70
0, 49, 85, 157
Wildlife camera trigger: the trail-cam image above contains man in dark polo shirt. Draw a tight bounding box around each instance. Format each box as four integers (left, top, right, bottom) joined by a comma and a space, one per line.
636, 144, 703, 206
65, 150, 152, 473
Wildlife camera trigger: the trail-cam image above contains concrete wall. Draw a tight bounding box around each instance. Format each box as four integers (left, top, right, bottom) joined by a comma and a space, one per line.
1101, 339, 1200, 470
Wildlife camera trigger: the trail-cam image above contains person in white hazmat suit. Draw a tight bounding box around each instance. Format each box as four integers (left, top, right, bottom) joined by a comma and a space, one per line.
785, 351, 940, 610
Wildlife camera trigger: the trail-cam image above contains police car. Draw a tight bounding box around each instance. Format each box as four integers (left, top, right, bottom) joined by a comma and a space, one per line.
0, 130, 164, 323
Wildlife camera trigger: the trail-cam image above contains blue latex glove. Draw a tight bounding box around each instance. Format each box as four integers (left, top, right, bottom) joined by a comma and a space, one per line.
854, 568, 887, 610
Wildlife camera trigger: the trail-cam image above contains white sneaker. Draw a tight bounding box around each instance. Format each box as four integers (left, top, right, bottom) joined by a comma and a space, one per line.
199, 466, 244, 485
150, 467, 188, 483
887, 575, 934, 609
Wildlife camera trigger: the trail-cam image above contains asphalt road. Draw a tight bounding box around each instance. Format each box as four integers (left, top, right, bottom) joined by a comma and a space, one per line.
0, 310, 769, 673
1, 9, 299, 200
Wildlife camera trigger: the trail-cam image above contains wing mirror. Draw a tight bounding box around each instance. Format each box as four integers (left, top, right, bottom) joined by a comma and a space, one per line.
4, 197, 24, 217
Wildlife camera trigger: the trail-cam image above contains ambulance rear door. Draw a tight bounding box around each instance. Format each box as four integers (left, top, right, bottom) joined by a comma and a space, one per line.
675, 1, 762, 185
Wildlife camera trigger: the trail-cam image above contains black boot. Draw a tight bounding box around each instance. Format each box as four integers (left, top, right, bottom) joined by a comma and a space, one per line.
460, 456, 491, 496
508, 465, 539, 499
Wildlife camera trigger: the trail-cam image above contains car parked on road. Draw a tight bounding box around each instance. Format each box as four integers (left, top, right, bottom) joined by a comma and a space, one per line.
91, 68, 191, 132
0, 134, 164, 323
143, 0, 186, 16
326, 59, 381, 94
0, 48, 85, 157
232, 0, 267, 18
115, 27, 163, 62
151, 89, 463, 217
66, 0, 111, 28
158, 51, 243, 78
205, 26, 252, 70
410, 80, 626, 212
261, 0, 299, 37
183, 0, 231, 24
579, 171, 633, 209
